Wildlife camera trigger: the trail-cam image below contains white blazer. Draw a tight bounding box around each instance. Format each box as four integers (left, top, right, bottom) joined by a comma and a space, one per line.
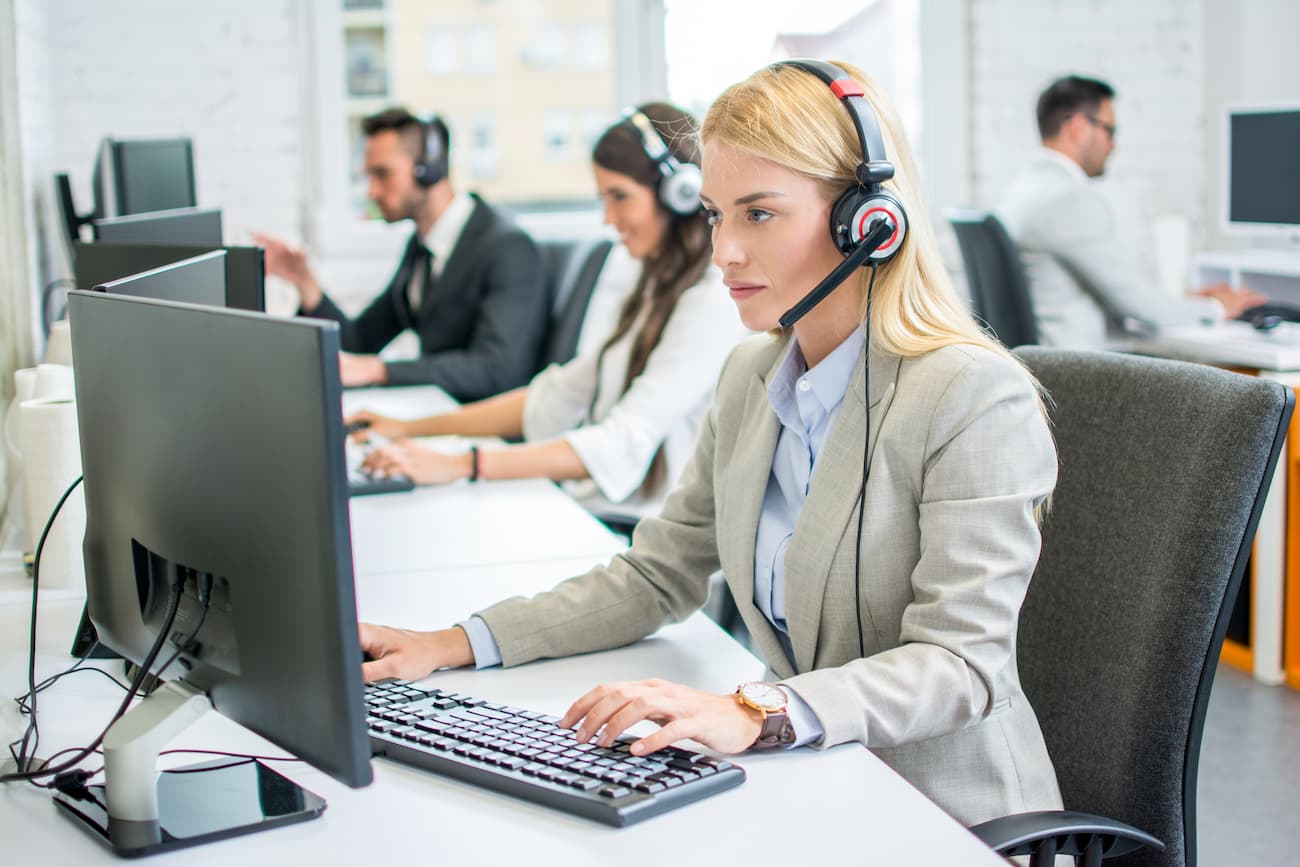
522, 264, 744, 519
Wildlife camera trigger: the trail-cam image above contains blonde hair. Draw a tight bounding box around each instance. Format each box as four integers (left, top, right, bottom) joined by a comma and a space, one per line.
700, 60, 1017, 363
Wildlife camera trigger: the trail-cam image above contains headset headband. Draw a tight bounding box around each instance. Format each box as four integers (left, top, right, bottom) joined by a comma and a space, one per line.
775, 59, 894, 187
627, 110, 678, 172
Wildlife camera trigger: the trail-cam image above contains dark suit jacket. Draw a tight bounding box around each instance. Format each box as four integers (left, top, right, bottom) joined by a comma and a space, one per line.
304, 194, 546, 399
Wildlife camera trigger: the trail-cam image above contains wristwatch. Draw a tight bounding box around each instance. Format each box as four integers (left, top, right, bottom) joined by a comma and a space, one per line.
735, 681, 794, 749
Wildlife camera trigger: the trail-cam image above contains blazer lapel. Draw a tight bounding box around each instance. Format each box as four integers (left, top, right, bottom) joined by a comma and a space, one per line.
416, 196, 490, 317
721, 360, 789, 676
783, 344, 901, 672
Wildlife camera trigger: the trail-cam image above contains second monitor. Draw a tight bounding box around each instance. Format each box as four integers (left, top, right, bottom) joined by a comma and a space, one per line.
75, 240, 264, 312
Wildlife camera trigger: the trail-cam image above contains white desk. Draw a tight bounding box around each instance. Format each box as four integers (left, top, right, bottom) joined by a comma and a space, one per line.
0, 384, 1005, 864
1, 567, 1004, 865
1125, 325, 1300, 686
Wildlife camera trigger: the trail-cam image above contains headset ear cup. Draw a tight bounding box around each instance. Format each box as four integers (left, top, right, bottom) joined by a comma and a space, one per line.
831, 188, 908, 262
659, 163, 702, 215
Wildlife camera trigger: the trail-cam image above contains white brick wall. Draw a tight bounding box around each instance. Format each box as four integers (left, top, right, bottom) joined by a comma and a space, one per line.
42, 0, 307, 258
968, 0, 1206, 240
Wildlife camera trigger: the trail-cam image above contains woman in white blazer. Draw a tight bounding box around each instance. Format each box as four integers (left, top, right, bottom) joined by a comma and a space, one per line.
353, 103, 741, 521
359, 62, 1063, 827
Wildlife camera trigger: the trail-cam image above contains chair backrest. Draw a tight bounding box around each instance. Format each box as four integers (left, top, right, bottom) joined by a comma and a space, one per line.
1013, 348, 1293, 867
947, 208, 1039, 347
538, 237, 614, 369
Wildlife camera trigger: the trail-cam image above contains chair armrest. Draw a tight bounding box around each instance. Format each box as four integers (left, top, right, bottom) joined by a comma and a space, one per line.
969, 809, 1163, 862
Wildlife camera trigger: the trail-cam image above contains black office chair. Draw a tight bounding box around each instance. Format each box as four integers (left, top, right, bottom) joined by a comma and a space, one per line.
970, 349, 1293, 866
947, 208, 1039, 347
537, 237, 615, 370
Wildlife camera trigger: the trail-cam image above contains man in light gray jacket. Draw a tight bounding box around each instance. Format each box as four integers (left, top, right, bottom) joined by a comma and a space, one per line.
998, 75, 1262, 348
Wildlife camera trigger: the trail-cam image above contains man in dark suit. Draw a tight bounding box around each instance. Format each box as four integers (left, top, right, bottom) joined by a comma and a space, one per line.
253, 109, 545, 399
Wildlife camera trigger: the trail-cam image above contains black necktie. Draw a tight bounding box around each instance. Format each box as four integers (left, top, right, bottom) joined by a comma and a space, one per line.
407, 240, 433, 314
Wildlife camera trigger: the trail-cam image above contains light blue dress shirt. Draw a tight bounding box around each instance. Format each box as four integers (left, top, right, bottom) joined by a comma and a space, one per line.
461, 328, 867, 750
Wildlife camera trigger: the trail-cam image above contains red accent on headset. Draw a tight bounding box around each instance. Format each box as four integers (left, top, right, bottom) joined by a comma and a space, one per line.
830, 79, 867, 99
857, 207, 899, 250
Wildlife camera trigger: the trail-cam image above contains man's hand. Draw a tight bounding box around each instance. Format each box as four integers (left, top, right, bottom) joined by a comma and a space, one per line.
339, 352, 388, 388
1194, 281, 1268, 320
250, 231, 323, 310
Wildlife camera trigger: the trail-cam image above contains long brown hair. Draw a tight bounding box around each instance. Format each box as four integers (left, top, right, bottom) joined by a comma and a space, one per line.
590, 102, 712, 494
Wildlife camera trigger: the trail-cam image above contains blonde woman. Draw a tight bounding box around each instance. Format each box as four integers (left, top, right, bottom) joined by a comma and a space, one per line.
358, 61, 1063, 827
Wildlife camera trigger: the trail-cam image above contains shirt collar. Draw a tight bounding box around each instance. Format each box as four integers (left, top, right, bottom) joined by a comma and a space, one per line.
1037, 146, 1089, 185
420, 192, 475, 263
767, 327, 867, 427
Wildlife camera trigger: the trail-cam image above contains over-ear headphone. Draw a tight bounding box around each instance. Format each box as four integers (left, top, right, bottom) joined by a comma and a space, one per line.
776, 59, 908, 264
626, 110, 703, 216
413, 115, 449, 188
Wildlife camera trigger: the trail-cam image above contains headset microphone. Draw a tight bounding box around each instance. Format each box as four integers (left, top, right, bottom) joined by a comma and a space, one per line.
778, 216, 895, 328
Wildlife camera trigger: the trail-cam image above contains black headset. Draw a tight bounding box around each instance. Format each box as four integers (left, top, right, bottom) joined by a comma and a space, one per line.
774, 59, 909, 330
626, 109, 703, 216
413, 115, 450, 188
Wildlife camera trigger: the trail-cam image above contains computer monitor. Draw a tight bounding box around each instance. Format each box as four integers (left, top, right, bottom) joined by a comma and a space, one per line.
92, 207, 223, 246
93, 137, 197, 218
92, 250, 227, 308
1225, 105, 1300, 235
60, 290, 371, 855
74, 241, 266, 312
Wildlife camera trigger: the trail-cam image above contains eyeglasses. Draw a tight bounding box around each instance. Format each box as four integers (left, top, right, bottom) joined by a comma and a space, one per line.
1084, 114, 1117, 139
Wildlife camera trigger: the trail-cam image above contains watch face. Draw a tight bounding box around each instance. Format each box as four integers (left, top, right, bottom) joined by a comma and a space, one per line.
740, 682, 786, 712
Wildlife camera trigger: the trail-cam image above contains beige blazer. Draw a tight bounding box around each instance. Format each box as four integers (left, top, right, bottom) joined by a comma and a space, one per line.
478, 332, 1064, 826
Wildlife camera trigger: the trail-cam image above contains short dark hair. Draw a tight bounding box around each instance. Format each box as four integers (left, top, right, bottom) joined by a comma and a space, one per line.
1036, 75, 1116, 140
361, 107, 450, 163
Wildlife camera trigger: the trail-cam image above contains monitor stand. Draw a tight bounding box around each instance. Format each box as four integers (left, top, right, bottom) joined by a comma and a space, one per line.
53, 680, 325, 857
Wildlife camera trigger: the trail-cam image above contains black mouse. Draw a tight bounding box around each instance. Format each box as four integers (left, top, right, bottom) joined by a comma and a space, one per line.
1251, 314, 1284, 331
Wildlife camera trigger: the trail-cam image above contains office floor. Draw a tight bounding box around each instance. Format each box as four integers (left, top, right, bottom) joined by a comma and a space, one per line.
1197, 664, 1300, 864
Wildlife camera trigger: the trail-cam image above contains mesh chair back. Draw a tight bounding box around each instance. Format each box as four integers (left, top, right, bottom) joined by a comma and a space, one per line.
1014, 348, 1293, 867
948, 208, 1039, 347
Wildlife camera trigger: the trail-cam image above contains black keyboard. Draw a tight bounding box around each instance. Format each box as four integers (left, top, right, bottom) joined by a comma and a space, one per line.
364, 680, 746, 826
348, 468, 415, 497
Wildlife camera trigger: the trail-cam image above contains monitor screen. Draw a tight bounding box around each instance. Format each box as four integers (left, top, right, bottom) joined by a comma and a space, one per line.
1227, 107, 1300, 230
92, 250, 227, 307
68, 289, 371, 791
93, 137, 197, 217
92, 207, 223, 245
75, 240, 266, 312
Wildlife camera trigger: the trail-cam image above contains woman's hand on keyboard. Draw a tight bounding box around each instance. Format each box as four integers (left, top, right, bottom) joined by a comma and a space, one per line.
559, 679, 763, 757
359, 623, 475, 682
362, 441, 473, 485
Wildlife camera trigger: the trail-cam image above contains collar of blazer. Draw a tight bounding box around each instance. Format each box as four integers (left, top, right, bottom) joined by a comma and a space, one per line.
401, 193, 493, 318
724, 332, 903, 677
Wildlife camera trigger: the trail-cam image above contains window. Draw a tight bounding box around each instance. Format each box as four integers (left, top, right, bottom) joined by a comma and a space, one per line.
522, 21, 569, 70
465, 23, 496, 75
575, 21, 608, 71
543, 111, 573, 160
468, 112, 500, 180
425, 26, 459, 77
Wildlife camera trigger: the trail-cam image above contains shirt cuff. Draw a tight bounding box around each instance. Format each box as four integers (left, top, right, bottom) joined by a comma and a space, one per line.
778, 685, 825, 749
457, 616, 504, 669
